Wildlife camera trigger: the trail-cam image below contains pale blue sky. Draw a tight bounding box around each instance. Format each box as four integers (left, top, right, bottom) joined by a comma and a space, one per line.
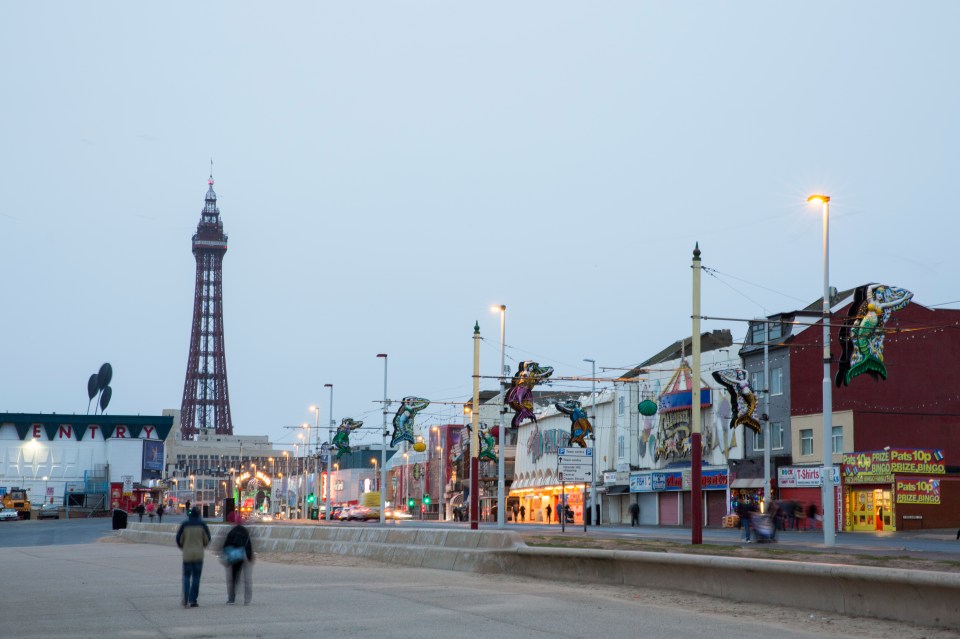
2, 3, 957, 449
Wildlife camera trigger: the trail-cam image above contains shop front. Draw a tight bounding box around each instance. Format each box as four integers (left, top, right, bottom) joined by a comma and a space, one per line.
630, 467, 728, 527
841, 448, 946, 532
509, 480, 587, 524
777, 465, 841, 529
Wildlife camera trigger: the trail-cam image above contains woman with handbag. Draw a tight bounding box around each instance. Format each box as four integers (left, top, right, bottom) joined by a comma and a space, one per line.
221, 521, 254, 605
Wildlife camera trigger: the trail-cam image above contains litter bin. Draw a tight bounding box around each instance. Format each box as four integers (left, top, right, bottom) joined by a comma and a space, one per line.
309, 507, 319, 520
112, 509, 128, 530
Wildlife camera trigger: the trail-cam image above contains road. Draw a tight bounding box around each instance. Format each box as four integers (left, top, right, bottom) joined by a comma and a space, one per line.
6, 514, 960, 559
4, 539, 956, 639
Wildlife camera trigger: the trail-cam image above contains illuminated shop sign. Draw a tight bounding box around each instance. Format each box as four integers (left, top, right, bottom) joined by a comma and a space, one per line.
842, 449, 945, 481
896, 478, 940, 505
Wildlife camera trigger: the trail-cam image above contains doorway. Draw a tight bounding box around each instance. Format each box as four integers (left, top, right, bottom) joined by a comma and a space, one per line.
849, 487, 893, 532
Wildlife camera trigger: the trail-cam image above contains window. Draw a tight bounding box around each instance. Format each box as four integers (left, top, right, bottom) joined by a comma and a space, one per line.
750, 323, 765, 345
617, 435, 625, 458
831, 426, 843, 454
770, 367, 783, 396
618, 396, 625, 416
768, 322, 783, 340
751, 371, 765, 394
752, 429, 763, 451
770, 422, 784, 450
800, 429, 813, 456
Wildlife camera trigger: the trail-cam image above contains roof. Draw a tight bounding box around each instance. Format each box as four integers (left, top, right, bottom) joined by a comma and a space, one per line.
621, 329, 734, 379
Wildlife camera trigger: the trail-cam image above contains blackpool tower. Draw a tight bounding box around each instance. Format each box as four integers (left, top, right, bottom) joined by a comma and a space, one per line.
179, 173, 234, 439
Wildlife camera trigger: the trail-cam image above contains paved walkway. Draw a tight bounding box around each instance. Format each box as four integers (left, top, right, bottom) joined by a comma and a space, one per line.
4, 538, 957, 639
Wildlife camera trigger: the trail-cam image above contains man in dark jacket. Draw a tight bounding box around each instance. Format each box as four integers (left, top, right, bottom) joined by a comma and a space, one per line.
222, 521, 255, 605
176, 507, 211, 607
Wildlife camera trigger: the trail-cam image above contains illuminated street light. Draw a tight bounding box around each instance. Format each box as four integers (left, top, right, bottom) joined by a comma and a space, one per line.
808, 194, 836, 547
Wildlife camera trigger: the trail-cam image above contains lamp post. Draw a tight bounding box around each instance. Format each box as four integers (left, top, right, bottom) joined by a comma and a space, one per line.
583, 358, 597, 527
377, 354, 389, 524
433, 425, 444, 521
282, 451, 289, 518
324, 383, 334, 521
491, 304, 507, 529
43, 476, 49, 504
808, 194, 836, 547
470, 322, 481, 530
296, 434, 305, 518
371, 458, 379, 491
309, 406, 320, 518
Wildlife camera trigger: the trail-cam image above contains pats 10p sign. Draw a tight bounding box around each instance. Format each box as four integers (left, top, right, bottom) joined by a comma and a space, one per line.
896, 478, 941, 505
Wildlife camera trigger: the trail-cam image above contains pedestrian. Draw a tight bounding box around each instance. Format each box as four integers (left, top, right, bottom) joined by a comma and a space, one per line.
564, 504, 573, 523
807, 502, 819, 531
545, 504, 552, 524
519, 504, 525, 522
766, 500, 780, 541
629, 501, 640, 527
512, 505, 519, 522
221, 519, 254, 605
176, 506, 211, 608
135, 503, 145, 522
157, 504, 165, 523
794, 502, 806, 531
147, 502, 155, 522
739, 501, 756, 542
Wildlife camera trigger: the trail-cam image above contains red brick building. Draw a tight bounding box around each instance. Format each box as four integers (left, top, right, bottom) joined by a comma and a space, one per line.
789, 298, 960, 530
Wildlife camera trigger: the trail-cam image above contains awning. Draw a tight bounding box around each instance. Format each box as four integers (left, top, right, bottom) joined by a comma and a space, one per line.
605, 485, 630, 495
731, 478, 765, 488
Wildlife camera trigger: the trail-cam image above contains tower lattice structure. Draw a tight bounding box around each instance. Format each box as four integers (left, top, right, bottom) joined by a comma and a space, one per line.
180, 175, 234, 439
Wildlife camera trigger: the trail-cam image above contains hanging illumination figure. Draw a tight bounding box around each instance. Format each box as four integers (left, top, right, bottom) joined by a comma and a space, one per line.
836, 283, 913, 387
391, 397, 431, 448
332, 418, 363, 460
712, 369, 761, 434
506, 361, 554, 428
478, 424, 498, 463
555, 399, 593, 447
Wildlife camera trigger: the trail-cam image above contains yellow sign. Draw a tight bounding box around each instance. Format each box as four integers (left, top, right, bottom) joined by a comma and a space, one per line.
361, 491, 380, 508
896, 478, 940, 505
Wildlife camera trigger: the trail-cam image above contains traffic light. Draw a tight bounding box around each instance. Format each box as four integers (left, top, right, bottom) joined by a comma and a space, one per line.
423, 494, 431, 505
307, 493, 315, 504
407, 497, 415, 509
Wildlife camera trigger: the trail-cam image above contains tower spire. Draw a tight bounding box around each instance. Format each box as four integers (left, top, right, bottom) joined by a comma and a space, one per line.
180, 174, 234, 439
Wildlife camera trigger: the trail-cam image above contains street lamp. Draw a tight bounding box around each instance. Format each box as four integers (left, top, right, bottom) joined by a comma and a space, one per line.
377, 353, 389, 524
403, 452, 409, 511
302, 421, 312, 519
433, 425, 444, 521
42, 476, 49, 504
324, 383, 334, 521
371, 457, 379, 491
296, 434, 304, 518
808, 194, 836, 547
492, 304, 506, 529
583, 358, 597, 527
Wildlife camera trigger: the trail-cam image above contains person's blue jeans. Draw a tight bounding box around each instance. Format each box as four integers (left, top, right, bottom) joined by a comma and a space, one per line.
743, 518, 752, 541
182, 561, 203, 605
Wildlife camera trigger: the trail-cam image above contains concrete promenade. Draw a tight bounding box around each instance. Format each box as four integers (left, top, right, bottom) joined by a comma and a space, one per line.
118, 521, 960, 631
4, 538, 957, 639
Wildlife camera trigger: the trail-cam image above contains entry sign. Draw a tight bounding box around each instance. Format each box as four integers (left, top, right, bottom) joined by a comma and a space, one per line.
557, 447, 593, 483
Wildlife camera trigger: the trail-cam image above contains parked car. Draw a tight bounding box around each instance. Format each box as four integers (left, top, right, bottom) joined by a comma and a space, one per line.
0, 508, 19, 521
38, 503, 60, 519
